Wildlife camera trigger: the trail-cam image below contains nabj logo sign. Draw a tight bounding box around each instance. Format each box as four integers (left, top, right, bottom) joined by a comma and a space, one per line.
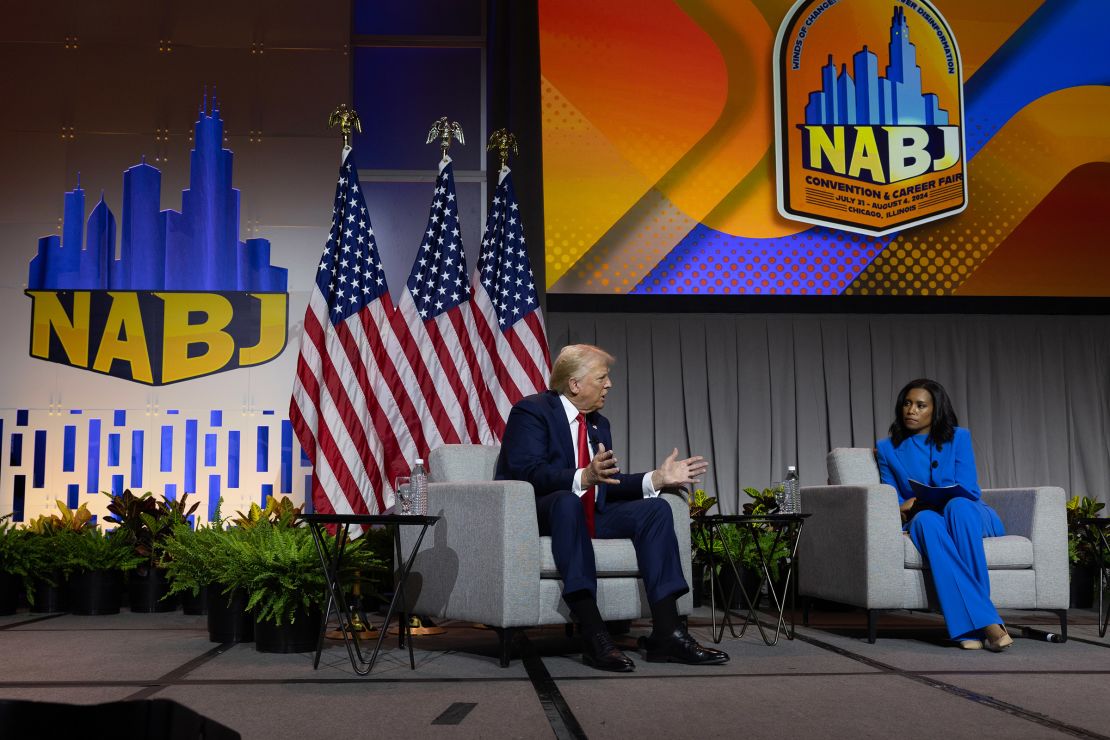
774, 0, 967, 236
26, 102, 288, 385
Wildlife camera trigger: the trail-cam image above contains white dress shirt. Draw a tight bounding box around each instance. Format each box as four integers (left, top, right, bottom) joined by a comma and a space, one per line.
559, 394, 658, 499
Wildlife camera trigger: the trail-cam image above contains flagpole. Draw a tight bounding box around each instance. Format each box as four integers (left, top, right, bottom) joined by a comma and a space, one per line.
318, 103, 378, 642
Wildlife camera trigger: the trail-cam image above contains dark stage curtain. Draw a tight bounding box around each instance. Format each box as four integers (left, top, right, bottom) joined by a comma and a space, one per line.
548, 312, 1110, 513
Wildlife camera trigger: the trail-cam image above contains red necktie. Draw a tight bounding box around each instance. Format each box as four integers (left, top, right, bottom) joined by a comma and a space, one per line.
576, 413, 596, 538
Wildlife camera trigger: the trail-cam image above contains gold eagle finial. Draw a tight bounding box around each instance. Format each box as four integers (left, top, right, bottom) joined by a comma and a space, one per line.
487, 129, 519, 170
426, 116, 465, 157
328, 104, 362, 148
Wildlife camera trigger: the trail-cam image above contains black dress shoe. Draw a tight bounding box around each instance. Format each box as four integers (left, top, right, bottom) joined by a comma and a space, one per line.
582, 631, 635, 672
639, 627, 730, 665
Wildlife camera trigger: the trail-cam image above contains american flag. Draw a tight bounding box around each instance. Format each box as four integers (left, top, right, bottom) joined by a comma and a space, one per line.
397, 157, 500, 444
292, 150, 550, 516
467, 164, 551, 435
290, 147, 420, 516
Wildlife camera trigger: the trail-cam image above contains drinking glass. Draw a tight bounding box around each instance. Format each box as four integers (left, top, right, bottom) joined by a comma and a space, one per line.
394, 476, 412, 515
772, 482, 787, 513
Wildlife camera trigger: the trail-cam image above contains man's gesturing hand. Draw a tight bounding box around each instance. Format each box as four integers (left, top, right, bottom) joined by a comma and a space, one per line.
583, 443, 621, 487
651, 448, 709, 491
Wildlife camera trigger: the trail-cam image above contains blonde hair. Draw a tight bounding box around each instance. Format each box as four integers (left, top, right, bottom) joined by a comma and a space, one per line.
549, 344, 615, 394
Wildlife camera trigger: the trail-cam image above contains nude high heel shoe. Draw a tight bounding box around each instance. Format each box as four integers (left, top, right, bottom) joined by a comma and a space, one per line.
983, 624, 1013, 652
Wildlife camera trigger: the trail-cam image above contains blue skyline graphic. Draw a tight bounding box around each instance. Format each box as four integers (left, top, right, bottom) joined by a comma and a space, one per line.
804, 6, 949, 126
28, 100, 287, 292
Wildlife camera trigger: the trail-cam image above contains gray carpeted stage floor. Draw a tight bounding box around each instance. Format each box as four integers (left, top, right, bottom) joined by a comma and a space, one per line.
1, 605, 1108, 739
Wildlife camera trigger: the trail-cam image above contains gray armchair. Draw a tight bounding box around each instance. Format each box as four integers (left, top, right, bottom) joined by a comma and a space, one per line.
798, 448, 1069, 641
399, 444, 693, 666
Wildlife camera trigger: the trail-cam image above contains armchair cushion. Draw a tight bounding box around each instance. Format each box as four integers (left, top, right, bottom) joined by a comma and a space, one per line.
903, 534, 1034, 570
540, 537, 641, 578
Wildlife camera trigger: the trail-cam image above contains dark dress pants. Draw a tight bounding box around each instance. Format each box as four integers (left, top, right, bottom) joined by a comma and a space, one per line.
536, 491, 689, 605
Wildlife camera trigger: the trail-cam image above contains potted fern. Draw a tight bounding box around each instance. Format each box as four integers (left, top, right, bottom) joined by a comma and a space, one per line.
214, 496, 383, 653
62, 527, 144, 615
162, 511, 253, 640
0, 515, 40, 614
23, 501, 97, 612
1067, 495, 1107, 608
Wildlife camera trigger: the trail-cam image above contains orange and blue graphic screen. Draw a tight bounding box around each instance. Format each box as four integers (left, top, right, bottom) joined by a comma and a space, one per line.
539, 0, 1110, 297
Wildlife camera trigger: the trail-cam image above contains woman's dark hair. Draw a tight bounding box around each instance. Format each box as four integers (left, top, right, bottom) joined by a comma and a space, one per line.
889, 378, 959, 448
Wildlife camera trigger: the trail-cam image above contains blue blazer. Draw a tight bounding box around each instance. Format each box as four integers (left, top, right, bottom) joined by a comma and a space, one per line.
875, 426, 982, 505
495, 391, 646, 511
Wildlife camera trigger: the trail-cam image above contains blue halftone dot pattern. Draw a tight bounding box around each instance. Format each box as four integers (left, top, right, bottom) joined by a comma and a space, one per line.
228, 431, 240, 489
280, 420, 292, 494
634, 224, 888, 295
113, 410, 126, 426
131, 430, 144, 488
33, 430, 46, 488
107, 433, 121, 467
210, 410, 223, 427
184, 420, 198, 494
63, 426, 76, 472
87, 419, 101, 493
256, 426, 269, 472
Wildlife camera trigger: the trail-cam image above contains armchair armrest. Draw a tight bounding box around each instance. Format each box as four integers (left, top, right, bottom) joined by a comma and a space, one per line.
399, 480, 542, 627
798, 484, 906, 609
981, 486, 1068, 608
660, 492, 694, 614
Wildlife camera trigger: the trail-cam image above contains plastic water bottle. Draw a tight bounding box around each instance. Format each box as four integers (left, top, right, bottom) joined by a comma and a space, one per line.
410, 458, 428, 516
783, 465, 800, 515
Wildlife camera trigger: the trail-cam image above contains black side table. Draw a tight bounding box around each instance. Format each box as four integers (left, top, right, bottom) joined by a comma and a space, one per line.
304, 513, 439, 675
1078, 517, 1110, 638
695, 514, 809, 646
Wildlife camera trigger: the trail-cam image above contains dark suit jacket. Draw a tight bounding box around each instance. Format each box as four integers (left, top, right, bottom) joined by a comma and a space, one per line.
495, 390, 646, 511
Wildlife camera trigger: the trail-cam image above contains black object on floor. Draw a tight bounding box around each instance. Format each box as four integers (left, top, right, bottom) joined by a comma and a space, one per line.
0, 698, 240, 739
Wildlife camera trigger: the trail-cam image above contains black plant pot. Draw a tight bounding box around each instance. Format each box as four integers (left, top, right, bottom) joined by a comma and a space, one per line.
692, 560, 706, 608
0, 571, 19, 615
254, 605, 322, 654
716, 565, 763, 609
181, 586, 209, 615
129, 567, 179, 613
30, 574, 68, 613
207, 584, 253, 643
1070, 564, 1097, 609
68, 570, 122, 615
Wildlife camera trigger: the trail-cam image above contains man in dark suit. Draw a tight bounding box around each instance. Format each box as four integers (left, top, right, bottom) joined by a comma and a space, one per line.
496, 344, 729, 672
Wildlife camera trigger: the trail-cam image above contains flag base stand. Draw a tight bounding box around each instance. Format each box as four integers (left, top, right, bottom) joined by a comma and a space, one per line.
325, 612, 378, 641
388, 615, 447, 636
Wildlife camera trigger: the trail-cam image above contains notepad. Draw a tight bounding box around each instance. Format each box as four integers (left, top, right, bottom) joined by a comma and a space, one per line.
908, 479, 976, 510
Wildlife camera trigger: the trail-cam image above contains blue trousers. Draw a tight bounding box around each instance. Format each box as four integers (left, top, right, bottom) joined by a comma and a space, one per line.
906, 497, 1005, 639
536, 491, 688, 605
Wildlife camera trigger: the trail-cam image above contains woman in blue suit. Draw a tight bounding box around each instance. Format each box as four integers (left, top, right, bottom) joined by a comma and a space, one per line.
875, 378, 1013, 651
